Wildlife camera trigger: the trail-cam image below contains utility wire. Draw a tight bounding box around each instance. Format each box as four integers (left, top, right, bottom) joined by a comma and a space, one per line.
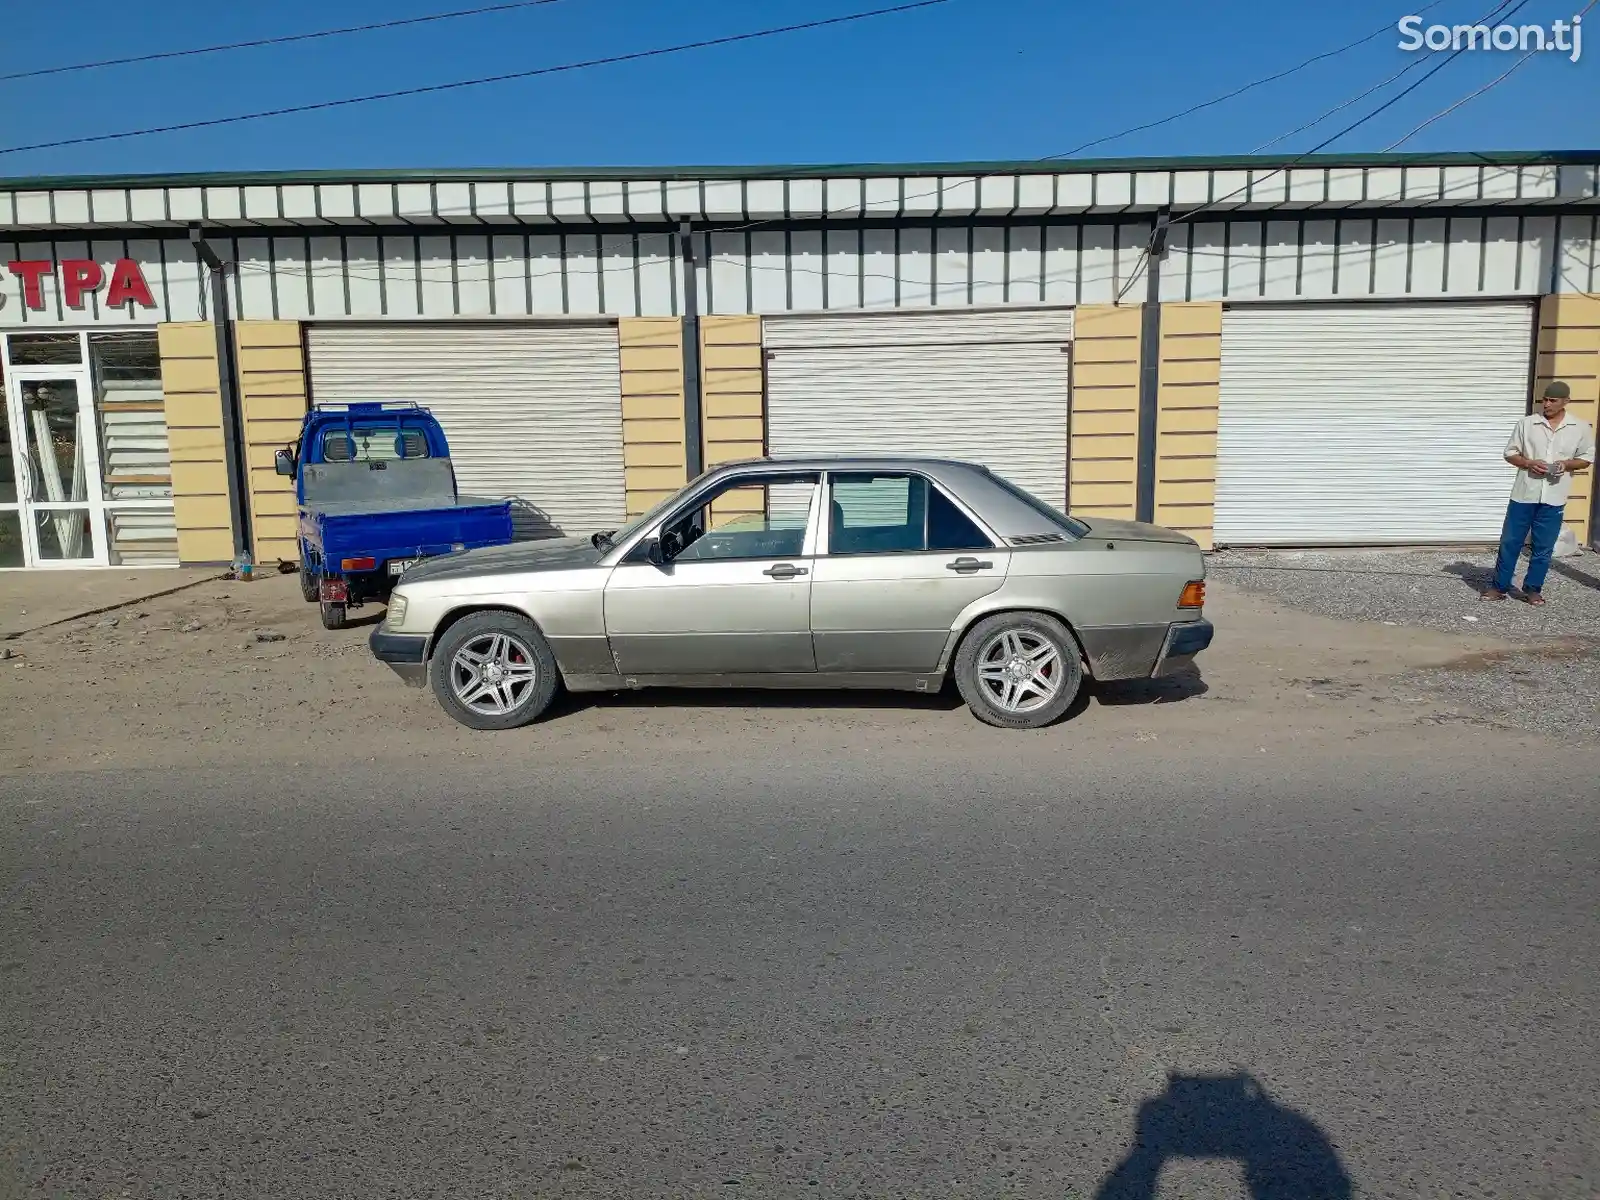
0, 0, 953, 156
1382, 0, 1595, 151
1111, 0, 1528, 303
1251, 57, 1425, 152
687, 0, 1455, 242
0, 0, 571, 83
1165, 0, 1532, 233
1059, 0, 1450, 160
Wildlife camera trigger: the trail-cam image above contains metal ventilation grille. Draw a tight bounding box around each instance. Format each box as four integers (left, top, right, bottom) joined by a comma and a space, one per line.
1009, 533, 1066, 546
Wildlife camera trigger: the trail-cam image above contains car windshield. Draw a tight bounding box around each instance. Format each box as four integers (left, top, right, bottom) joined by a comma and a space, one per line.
982, 469, 1092, 538
595, 467, 718, 546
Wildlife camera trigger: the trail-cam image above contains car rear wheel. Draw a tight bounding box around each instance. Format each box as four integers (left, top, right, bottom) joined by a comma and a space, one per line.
954, 612, 1083, 730
429, 611, 560, 731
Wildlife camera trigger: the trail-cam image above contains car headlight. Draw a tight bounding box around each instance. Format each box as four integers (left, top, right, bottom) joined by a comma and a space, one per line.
386, 592, 408, 627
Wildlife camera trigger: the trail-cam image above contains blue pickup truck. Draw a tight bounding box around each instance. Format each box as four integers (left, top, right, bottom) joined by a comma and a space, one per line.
276, 402, 514, 629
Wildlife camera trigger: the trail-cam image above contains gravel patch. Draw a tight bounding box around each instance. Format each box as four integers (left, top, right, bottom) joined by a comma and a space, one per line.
1210, 547, 1600, 742
1209, 546, 1600, 640
1410, 639, 1600, 744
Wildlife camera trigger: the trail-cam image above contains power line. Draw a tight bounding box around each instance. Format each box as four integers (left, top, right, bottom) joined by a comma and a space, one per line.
691, 1, 1455, 241
1382, 0, 1595, 151
0, 0, 954, 156
1110, 0, 1528, 303
1251, 58, 1424, 153
1057, 0, 1451, 160
1165, 0, 1533, 233
0, 0, 571, 83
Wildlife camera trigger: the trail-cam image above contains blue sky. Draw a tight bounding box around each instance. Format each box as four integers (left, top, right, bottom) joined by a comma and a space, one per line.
1, 0, 1593, 178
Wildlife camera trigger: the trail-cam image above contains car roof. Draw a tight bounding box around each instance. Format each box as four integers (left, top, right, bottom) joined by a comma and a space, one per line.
706, 454, 989, 477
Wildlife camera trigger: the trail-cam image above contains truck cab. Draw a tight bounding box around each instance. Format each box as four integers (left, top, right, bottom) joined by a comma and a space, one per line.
277, 402, 515, 629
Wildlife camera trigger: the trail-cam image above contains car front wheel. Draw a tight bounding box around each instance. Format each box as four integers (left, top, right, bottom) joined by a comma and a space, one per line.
429, 611, 560, 731
954, 612, 1084, 730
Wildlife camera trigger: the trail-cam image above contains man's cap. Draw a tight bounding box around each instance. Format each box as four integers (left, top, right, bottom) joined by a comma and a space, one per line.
1543, 380, 1570, 400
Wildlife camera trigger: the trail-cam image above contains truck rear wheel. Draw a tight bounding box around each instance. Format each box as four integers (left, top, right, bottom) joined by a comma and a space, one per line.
320, 600, 347, 630
430, 611, 559, 731
299, 562, 319, 603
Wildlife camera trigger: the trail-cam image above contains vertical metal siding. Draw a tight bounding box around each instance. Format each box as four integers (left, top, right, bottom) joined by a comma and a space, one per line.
1, 218, 1594, 326
1214, 302, 1535, 545
305, 322, 626, 539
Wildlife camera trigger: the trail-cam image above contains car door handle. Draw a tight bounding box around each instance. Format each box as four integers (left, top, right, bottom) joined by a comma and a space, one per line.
763, 563, 809, 579
946, 557, 993, 573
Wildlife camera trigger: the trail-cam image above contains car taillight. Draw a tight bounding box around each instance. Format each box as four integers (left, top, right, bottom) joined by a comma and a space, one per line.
341, 557, 377, 571
1179, 580, 1205, 609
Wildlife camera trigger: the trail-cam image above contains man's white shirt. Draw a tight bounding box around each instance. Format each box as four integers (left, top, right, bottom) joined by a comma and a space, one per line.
1504, 412, 1596, 505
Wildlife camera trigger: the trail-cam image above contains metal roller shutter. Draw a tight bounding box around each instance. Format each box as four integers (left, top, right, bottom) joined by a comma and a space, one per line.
306, 323, 625, 540
764, 307, 1075, 510
1214, 302, 1533, 546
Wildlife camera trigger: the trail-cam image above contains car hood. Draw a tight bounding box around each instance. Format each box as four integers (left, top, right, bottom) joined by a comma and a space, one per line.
400, 535, 605, 583
1077, 516, 1198, 547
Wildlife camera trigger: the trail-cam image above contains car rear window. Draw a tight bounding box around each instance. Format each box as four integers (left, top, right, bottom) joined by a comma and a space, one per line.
320, 426, 431, 462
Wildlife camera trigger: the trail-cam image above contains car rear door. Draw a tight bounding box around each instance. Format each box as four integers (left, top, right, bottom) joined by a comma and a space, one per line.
808, 471, 1011, 674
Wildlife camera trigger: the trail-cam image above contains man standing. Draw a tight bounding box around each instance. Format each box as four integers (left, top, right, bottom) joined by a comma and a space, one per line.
1482, 381, 1595, 605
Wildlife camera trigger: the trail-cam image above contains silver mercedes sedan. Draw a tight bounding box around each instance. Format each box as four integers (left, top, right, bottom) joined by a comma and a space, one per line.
370, 456, 1213, 731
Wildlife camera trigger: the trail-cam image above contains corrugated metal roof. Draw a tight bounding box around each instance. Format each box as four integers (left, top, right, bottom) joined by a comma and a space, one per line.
2, 150, 1597, 192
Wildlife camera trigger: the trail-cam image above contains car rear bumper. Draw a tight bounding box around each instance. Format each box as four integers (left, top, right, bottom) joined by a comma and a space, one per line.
1152, 618, 1214, 678
369, 626, 429, 687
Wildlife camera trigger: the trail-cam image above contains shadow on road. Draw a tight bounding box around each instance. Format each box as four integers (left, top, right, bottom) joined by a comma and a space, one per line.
1550, 557, 1600, 594
1447, 555, 1600, 598
1097, 1072, 1352, 1200
546, 666, 1208, 722
1443, 559, 1495, 595
1093, 664, 1208, 707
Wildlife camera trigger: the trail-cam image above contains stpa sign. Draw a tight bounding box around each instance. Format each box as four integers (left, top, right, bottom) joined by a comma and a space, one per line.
6, 258, 157, 310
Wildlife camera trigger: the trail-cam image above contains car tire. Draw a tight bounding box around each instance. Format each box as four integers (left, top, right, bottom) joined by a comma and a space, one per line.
429, 611, 560, 731
954, 611, 1084, 730
320, 600, 347, 630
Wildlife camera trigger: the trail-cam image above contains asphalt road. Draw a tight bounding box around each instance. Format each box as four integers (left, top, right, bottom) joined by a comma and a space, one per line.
4, 732, 1595, 1200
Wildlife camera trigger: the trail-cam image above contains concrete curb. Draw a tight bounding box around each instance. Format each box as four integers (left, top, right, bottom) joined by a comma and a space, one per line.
1, 572, 228, 641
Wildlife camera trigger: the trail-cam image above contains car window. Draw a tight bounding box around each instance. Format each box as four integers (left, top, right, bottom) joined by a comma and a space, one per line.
827, 473, 994, 556
667, 475, 818, 562
320, 425, 430, 462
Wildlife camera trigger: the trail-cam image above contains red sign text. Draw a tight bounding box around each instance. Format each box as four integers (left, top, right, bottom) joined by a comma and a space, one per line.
6, 258, 157, 311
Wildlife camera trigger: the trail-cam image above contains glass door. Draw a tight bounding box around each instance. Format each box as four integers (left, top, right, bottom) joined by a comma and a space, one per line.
2, 362, 108, 568
0, 363, 22, 568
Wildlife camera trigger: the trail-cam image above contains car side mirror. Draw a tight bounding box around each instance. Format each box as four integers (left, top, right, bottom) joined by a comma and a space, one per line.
658, 530, 683, 561
274, 448, 295, 477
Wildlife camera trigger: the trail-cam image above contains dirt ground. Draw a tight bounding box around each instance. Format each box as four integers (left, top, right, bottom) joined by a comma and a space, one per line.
0, 570, 1557, 777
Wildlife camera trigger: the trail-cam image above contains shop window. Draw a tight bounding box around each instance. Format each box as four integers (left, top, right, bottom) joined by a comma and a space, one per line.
89, 331, 177, 566
7, 332, 82, 366
0, 512, 21, 569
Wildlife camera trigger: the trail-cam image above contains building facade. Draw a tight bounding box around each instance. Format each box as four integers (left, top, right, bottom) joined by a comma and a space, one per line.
2, 151, 1597, 573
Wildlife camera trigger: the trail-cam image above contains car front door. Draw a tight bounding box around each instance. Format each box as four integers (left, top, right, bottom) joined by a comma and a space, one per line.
603, 471, 821, 677
809, 471, 1012, 673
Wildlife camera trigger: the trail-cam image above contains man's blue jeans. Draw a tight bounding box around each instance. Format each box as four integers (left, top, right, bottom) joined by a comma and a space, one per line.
1493, 500, 1565, 593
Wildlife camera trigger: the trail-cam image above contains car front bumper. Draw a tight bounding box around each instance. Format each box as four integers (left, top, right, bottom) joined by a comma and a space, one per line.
369, 626, 429, 687
1152, 618, 1214, 678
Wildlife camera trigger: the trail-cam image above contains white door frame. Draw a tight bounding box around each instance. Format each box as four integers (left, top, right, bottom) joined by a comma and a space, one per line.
1, 332, 109, 568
